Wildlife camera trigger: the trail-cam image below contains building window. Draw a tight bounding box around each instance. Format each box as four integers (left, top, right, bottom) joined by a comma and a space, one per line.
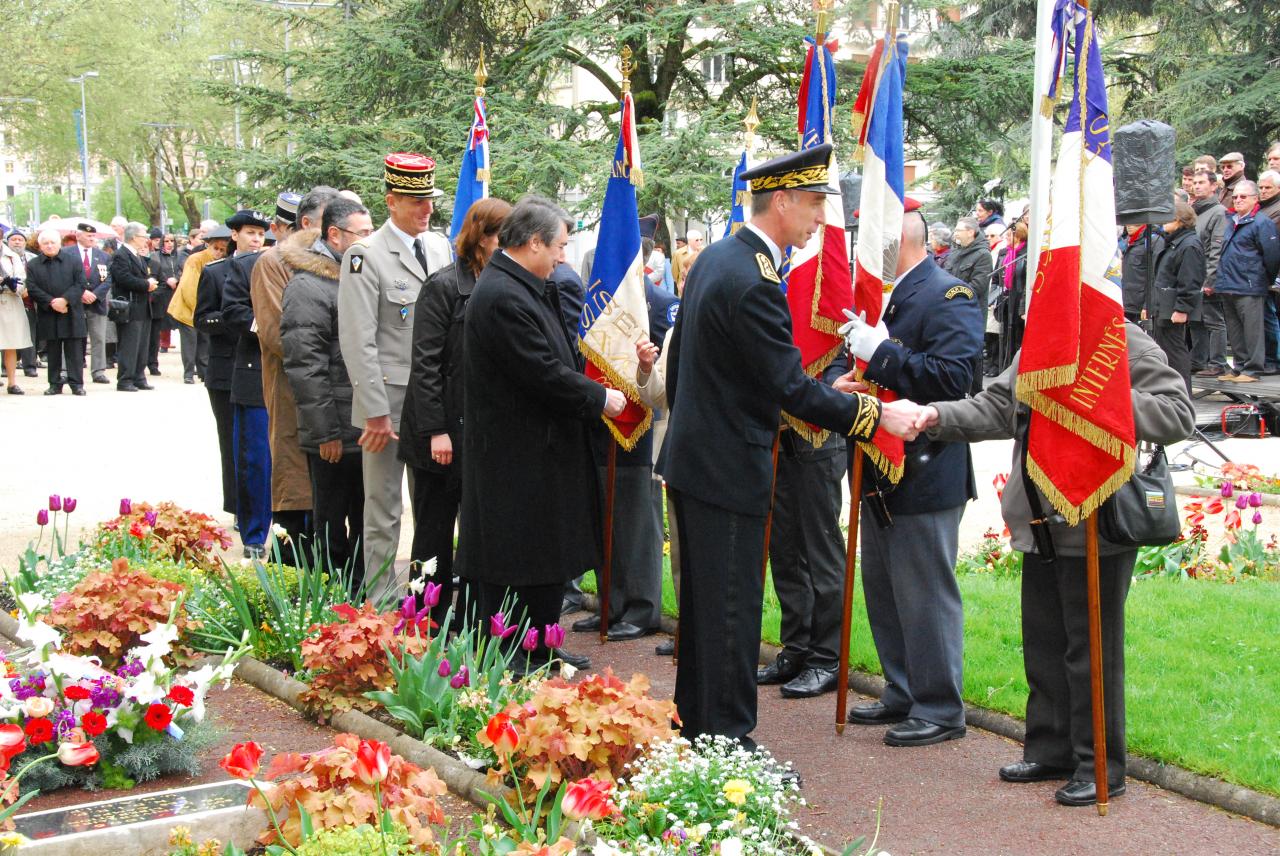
701, 54, 726, 85
3, 162, 13, 174
99, 161, 110, 177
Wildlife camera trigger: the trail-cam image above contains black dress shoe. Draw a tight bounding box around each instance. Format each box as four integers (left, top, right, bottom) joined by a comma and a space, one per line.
572, 614, 606, 632
117, 384, 138, 392
884, 717, 966, 747
92, 373, 109, 384
846, 701, 908, 725
136, 383, 156, 390
607, 621, 655, 641
7, 386, 23, 395
999, 760, 1073, 783
23, 369, 38, 378
780, 666, 838, 698
43, 387, 62, 396
550, 649, 590, 670
1055, 778, 1125, 807
71, 388, 87, 396
756, 653, 803, 685
149, 368, 160, 376
183, 377, 195, 384
655, 638, 675, 656
560, 596, 584, 616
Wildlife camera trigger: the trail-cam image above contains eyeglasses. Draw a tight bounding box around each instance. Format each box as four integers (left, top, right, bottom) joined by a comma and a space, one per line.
338, 227, 375, 238
1232, 194, 1257, 200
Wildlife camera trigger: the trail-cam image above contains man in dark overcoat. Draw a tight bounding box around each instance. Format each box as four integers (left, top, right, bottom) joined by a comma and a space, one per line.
657, 144, 916, 747
458, 195, 627, 670
27, 230, 88, 395
108, 222, 157, 392
61, 223, 112, 383
195, 227, 239, 518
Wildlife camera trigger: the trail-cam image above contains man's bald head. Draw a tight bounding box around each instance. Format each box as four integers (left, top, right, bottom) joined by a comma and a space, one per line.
895, 211, 929, 277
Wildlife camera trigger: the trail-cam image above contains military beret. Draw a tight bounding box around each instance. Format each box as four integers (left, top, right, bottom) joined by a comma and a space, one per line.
77, 222, 97, 234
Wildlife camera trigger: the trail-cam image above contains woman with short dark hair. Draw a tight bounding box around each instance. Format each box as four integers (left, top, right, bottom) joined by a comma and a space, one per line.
399, 197, 513, 625
1149, 201, 1205, 395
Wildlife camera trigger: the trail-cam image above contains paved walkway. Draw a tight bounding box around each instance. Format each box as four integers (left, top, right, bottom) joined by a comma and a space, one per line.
561, 614, 1280, 855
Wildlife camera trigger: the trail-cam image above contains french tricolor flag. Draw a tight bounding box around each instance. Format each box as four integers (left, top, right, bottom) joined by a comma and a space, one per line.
850, 31, 909, 483
579, 91, 652, 450
449, 95, 490, 242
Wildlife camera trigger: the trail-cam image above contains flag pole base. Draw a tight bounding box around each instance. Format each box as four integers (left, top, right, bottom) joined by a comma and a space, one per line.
835, 722, 846, 736
1097, 802, 1108, 817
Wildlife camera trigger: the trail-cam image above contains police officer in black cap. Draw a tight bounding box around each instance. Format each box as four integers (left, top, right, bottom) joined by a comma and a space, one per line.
657, 143, 919, 747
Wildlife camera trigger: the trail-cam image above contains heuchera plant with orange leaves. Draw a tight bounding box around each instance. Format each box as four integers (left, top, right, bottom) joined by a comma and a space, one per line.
491, 669, 677, 792
96, 500, 232, 570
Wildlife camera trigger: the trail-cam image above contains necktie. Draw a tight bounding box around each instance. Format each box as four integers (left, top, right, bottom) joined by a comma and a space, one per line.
413, 238, 428, 276
83, 250, 91, 278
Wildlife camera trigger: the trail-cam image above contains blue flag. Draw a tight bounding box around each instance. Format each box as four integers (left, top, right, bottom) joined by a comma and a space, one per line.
723, 151, 748, 238
449, 96, 490, 242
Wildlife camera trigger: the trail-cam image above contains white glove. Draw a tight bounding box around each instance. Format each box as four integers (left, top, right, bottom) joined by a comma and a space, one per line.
839, 308, 890, 361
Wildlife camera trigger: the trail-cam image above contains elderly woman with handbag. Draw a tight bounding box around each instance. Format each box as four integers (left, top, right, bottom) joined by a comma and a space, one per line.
0, 237, 33, 394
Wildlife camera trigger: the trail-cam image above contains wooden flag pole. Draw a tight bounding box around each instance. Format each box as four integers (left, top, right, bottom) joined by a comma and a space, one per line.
600, 441, 618, 644
761, 432, 782, 585
1085, 511, 1109, 816
835, 450, 866, 734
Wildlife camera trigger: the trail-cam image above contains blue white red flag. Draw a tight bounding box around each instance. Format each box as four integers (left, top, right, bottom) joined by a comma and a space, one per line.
723, 150, 749, 238
849, 31, 909, 483
783, 34, 854, 444
1018, 0, 1134, 523
448, 95, 490, 242
579, 91, 651, 449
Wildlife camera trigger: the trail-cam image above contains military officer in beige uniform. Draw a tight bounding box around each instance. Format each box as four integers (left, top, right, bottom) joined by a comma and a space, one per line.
338, 153, 451, 593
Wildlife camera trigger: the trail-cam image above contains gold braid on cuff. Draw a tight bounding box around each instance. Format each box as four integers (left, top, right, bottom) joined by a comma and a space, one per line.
847, 394, 882, 441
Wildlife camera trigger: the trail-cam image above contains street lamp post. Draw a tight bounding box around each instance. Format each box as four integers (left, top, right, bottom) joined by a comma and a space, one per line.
67, 71, 99, 217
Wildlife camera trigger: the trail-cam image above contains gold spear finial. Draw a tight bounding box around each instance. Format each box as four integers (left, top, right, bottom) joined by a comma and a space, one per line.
620, 44, 634, 95
814, 0, 832, 41
474, 46, 488, 99
744, 96, 760, 154
885, 0, 901, 36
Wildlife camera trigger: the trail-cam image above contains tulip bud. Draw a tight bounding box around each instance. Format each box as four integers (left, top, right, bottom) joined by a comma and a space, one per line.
1248, 492, 1262, 508
1235, 494, 1248, 510
1220, 481, 1234, 498
119, 498, 132, 515
450, 665, 470, 689
423, 581, 442, 609
36, 509, 48, 527
522, 628, 539, 652
544, 623, 566, 649
437, 658, 452, 678
1252, 510, 1263, 526
48, 495, 61, 512
63, 497, 77, 513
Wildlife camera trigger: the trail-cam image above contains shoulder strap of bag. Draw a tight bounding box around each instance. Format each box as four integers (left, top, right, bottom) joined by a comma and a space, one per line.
1018, 407, 1059, 563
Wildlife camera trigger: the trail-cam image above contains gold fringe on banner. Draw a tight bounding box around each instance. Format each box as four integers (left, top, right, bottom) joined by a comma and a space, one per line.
1025, 448, 1133, 527
579, 339, 653, 453
857, 439, 905, 485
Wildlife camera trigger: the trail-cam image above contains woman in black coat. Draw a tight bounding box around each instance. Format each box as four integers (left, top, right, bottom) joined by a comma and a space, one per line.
400, 197, 512, 625
1149, 201, 1205, 396
147, 234, 181, 373
25, 230, 88, 395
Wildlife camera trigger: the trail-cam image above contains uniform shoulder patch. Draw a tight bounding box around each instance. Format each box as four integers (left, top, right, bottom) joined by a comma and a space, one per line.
945, 284, 974, 300
349, 254, 364, 274
756, 253, 781, 284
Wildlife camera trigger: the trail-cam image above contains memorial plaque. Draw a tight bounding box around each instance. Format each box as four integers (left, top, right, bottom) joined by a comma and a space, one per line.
14, 780, 252, 840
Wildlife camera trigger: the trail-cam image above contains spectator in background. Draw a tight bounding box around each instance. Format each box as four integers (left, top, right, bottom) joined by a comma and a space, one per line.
109, 222, 158, 392
8, 231, 40, 379
1181, 165, 1197, 197
673, 230, 704, 294
1191, 169, 1229, 377
1149, 201, 1204, 396
147, 232, 181, 375
1266, 142, 1280, 174
1217, 153, 1247, 207
26, 229, 87, 396
929, 223, 952, 267
1193, 154, 1218, 176
64, 224, 112, 384
945, 216, 992, 386
1257, 171, 1280, 229
1120, 223, 1164, 324
1217, 180, 1280, 383
0, 237, 32, 394
975, 199, 1004, 230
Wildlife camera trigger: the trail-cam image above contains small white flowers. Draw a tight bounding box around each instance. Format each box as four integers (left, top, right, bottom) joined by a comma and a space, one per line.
16, 617, 63, 659
270, 523, 291, 544
560, 662, 578, 679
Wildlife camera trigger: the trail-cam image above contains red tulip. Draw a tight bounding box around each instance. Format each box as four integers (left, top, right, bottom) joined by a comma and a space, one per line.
63, 497, 77, 513
119, 498, 132, 515
129, 520, 146, 539
423, 581, 442, 609
167, 686, 195, 707
36, 509, 48, 527
489, 612, 517, 639
561, 778, 619, 820
354, 739, 391, 785
0, 724, 26, 760
544, 623, 566, 649
219, 741, 265, 779
144, 702, 173, 731
483, 712, 519, 755
80, 711, 108, 737
522, 628, 540, 652
57, 740, 100, 767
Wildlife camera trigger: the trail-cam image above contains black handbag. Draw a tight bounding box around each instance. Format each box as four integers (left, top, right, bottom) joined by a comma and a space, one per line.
106, 296, 130, 324
1098, 444, 1180, 547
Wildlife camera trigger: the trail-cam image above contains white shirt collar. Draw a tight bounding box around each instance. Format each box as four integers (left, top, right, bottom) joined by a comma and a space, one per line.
894, 256, 926, 285
386, 219, 424, 256
743, 222, 783, 269
121, 242, 138, 257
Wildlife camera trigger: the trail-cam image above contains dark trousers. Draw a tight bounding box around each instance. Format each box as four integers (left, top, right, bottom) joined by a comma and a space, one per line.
671, 489, 766, 742
147, 318, 165, 372
596, 464, 663, 630
233, 404, 272, 547
271, 509, 311, 567
474, 579, 564, 661
1021, 551, 1133, 786
408, 465, 466, 627
116, 317, 150, 388
19, 308, 38, 370
1221, 293, 1265, 376
45, 336, 85, 390
207, 388, 236, 515
1190, 294, 1228, 371
309, 452, 365, 591
769, 444, 847, 670
860, 504, 966, 727
1265, 293, 1280, 370
178, 325, 198, 380
1152, 320, 1192, 398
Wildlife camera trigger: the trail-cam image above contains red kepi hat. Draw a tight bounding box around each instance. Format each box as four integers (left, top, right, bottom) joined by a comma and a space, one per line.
384, 152, 445, 198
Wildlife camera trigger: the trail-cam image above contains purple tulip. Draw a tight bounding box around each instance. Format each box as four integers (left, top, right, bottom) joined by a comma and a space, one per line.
1248, 492, 1262, 508
1235, 494, 1248, 510
36, 509, 48, 527
1220, 481, 1234, 498
489, 612, 517, 640
63, 497, 77, 513
544, 623, 566, 649
423, 581, 442, 609
1252, 510, 1263, 526
437, 658, 452, 678
522, 628, 540, 652
449, 665, 470, 689
119, 498, 132, 516
393, 594, 430, 636
143, 510, 158, 527
48, 495, 61, 512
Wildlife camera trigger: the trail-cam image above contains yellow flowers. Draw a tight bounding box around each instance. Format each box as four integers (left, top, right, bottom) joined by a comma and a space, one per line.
722, 778, 754, 806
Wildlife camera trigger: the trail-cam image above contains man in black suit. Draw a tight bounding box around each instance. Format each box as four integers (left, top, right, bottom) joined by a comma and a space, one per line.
61, 223, 112, 383
837, 205, 983, 746
108, 222, 157, 391
26, 229, 88, 395
657, 144, 917, 746
194, 226, 238, 520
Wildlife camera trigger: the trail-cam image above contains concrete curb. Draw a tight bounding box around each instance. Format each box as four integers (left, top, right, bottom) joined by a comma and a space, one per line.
1175, 484, 1280, 506
580, 595, 1280, 827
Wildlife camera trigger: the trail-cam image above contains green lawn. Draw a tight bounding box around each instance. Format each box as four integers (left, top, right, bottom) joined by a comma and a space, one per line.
586, 559, 1280, 796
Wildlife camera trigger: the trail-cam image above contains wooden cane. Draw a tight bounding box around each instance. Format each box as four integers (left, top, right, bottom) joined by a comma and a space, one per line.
835, 450, 865, 734
1085, 512, 1109, 816
600, 441, 618, 644
761, 432, 782, 585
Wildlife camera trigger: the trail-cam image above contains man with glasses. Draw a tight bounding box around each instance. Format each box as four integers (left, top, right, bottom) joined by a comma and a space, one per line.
1216, 180, 1280, 383
1217, 153, 1247, 207
1191, 169, 1230, 378
338, 154, 451, 593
